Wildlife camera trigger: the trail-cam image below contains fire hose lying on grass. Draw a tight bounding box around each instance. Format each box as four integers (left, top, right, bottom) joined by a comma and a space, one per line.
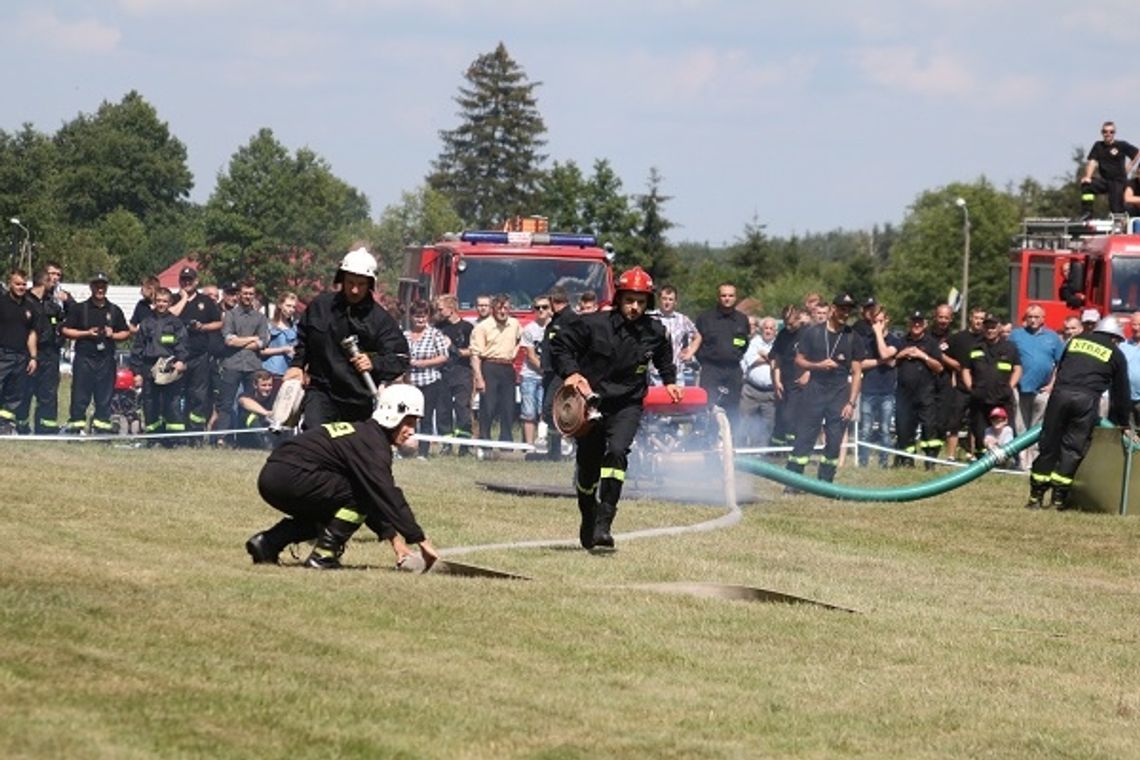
734, 425, 1043, 502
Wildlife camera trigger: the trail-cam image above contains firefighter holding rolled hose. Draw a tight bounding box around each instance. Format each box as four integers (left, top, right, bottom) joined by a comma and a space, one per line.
551, 267, 682, 550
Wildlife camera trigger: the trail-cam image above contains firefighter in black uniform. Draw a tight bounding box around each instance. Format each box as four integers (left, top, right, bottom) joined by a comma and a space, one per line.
0, 270, 37, 434
284, 248, 409, 427
786, 294, 866, 483
551, 267, 682, 550
695, 282, 751, 425
770, 304, 810, 447
61, 273, 130, 434
433, 294, 474, 454
245, 384, 438, 569
1027, 318, 1131, 510
1080, 121, 1139, 217
961, 313, 1022, 458
169, 266, 223, 437
894, 311, 944, 469
19, 263, 68, 434
540, 286, 578, 461
129, 287, 189, 437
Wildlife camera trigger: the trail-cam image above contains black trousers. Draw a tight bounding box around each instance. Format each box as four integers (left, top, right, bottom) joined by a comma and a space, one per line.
415, 379, 443, 456
69, 353, 115, 431
1031, 387, 1100, 486
255, 461, 356, 551
479, 362, 516, 441
142, 376, 186, 433
1081, 177, 1128, 214
700, 361, 743, 421
0, 349, 28, 426
787, 382, 848, 482
299, 386, 373, 429
895, 383, 937, 456
772, 382, 806, 445
437, 367, 473, 439
214, 367, 257, 434
575, 402, 643, 509
182, 353, 214, 430
18, 349, 60, 432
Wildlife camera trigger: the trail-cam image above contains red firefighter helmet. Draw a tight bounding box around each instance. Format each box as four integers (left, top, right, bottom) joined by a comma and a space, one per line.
614, 266, 655, 309
114, 367, 135, 391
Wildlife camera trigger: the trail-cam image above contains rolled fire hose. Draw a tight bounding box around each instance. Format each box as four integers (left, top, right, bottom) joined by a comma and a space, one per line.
734, 425, 1042, 502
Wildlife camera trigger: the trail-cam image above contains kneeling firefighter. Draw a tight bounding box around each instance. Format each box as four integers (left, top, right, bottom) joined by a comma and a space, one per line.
245, 384, 438, 569
550, 267, 683, 550
1027, 317, 1131, 510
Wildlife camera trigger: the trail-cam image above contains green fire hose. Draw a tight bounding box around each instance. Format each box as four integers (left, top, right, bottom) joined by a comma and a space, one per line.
734, 425, 1042, 502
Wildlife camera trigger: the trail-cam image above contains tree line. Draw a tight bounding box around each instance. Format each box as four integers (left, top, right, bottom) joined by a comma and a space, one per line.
2, 43, 1092, 322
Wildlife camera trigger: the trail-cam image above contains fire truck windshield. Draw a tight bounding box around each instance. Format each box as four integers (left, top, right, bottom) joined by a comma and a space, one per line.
456, 257, 609, 310
1111, 256, 1140, 312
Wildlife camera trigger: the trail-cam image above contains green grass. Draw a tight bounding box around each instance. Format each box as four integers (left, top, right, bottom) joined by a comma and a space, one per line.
2, 443, 1140, 758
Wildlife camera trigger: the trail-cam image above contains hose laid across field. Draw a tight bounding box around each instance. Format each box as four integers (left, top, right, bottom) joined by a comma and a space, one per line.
734, 425, 1042, 502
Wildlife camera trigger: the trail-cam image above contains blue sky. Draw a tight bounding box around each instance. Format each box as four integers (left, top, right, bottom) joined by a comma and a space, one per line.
2, 1, 1135, 244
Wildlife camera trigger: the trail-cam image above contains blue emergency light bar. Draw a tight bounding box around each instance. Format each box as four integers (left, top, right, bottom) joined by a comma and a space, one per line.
459, 231, 598, 247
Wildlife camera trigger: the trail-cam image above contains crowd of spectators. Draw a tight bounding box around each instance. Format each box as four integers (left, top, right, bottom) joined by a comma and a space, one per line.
8, 260, 1140, 473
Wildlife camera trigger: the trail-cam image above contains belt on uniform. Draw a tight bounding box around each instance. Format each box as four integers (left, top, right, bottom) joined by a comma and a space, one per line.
747, 382, 774, 391
481, 358, 514, 365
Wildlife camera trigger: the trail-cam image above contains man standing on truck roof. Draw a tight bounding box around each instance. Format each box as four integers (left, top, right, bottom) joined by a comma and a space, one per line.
1080, 120, 1139, 219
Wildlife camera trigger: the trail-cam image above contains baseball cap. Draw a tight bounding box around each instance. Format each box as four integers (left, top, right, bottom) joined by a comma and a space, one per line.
862, 297, 878, 308
1081, 308, 1101, 323
909, 310, 926, 322
832, 293, 856, 307
178, 266, 198, 280
89, 272, 109, 284
982, 313, 1000, 326
222, 281, 240, 294
989, 407, 1007, 420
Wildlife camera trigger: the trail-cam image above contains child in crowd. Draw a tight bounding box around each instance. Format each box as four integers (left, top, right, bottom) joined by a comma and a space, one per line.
984, 406, 1015, 464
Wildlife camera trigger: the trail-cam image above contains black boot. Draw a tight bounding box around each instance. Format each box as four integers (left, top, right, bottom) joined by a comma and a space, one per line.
304, 526, 347, 569
1051, 487, 1073, 511
593, 502, 617, 550
245, 532, 280, 564
577, 494, 596, 550
245, 518, 316, 564
1025, 481, 1048, 510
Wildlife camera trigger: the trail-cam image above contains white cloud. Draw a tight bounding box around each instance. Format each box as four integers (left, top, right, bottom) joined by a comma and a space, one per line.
594, 47, 812, 111
14, 11, 121, 54
855, 45, 972, 97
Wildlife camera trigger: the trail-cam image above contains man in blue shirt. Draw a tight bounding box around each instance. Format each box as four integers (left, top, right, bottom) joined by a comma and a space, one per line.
1118, 312, 1140, 425
1009, 304, 1064, 433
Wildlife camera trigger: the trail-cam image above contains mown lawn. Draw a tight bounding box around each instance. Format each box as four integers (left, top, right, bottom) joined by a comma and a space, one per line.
1, 441, 1138, 759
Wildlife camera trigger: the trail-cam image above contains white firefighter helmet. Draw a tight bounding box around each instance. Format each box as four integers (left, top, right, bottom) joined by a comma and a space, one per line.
151, 356, 183, 386
1093, 316, 1126, 340
372, 384, 424, 429
337, 247, 377, 282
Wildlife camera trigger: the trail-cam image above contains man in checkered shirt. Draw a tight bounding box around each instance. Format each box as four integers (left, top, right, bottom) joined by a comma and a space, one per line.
650, 284, 699, 386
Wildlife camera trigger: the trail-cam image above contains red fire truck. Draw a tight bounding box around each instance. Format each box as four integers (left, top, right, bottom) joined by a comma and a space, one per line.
399, 216, 615, 323
1009, 216, 1140, 330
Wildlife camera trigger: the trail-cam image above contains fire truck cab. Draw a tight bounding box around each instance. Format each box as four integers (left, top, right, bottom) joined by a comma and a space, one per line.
399, 216, 615, 324
1009, 216, 1140, 331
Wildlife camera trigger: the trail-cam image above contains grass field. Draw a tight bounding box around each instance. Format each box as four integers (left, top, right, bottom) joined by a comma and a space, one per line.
2, 440, 1140, 759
